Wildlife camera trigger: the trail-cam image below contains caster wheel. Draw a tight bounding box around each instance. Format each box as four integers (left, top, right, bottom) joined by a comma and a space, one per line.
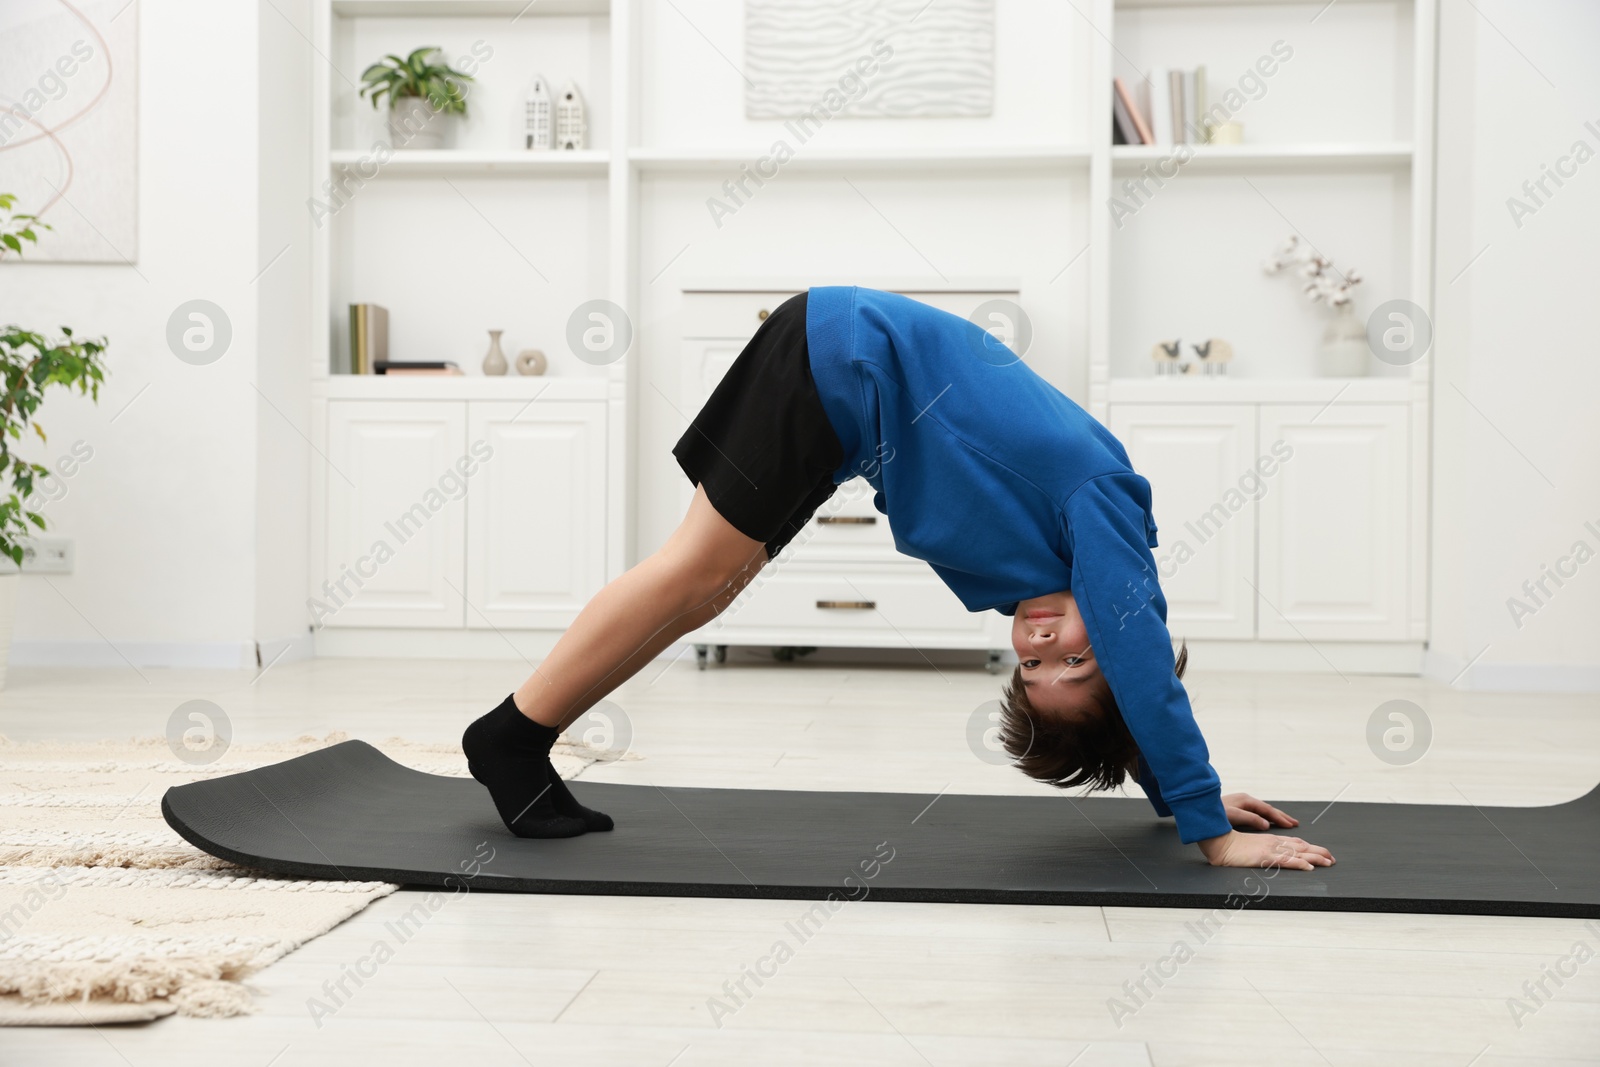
695, 644, 709, 671
715, 645, 728, 664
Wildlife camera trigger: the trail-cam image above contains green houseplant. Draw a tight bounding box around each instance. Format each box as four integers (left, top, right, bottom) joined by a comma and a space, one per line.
360, 47, 477, 150
0, 193, 108, 686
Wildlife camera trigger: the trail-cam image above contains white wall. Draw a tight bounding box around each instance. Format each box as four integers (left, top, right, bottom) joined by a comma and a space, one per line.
1427, 0, 1600, 691
0, 0, 311, 669
633, 0, 1096, 555
256, 0, 314, 663
3, 0, 1594, 689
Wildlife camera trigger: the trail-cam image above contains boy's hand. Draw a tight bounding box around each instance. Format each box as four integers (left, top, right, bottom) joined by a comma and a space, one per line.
1223, 792, 1299, 831
1198, 829, 1335, 870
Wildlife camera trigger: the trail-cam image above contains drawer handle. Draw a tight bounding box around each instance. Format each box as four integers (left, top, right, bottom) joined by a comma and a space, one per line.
757, 308, 770, 320
817, 599, 876, 611
817, 515, 876, 525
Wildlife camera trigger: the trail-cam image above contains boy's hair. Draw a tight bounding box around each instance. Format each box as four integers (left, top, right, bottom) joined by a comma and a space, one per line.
997, 642, 1188, 791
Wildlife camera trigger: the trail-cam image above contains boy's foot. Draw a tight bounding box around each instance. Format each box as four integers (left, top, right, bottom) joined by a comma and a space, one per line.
462, 694, 589, 838
546, 768, 614, 833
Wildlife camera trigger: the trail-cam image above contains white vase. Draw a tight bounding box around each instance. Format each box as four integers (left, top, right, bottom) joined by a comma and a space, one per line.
0, 572, 18, 690
482, 330, 508, 376
1316, 304, 1370, 378
388, 97, 450, 150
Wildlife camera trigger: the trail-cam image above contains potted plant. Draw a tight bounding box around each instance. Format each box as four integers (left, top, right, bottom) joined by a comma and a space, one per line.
1263, 235, 1368, 378
0, 193, 108, 687
360, 47, 477, 151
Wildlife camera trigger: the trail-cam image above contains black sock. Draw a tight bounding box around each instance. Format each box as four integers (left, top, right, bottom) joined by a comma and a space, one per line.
546, 765, 614, 833
462, 693, 589, 839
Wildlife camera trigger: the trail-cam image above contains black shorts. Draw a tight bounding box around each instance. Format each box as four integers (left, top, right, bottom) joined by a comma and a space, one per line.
672, 291, 845, 559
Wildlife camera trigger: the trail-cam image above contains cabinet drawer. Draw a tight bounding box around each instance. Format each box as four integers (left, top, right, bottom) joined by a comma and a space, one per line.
781, 479, 897, 559
680, 288, 1021, 340
681, 291, 802, 338
710, 566, 987, 639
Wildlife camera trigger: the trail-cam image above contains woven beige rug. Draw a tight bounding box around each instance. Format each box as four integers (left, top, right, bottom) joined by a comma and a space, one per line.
0, 732, 619, 1026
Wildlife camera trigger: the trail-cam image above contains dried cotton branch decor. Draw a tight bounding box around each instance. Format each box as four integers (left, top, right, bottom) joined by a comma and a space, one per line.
1262, 235, 1363, 308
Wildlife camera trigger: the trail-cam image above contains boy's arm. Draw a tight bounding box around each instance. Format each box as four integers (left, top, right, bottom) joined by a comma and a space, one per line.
1061, 473, 1231, 845
1134, 752, 1173, 818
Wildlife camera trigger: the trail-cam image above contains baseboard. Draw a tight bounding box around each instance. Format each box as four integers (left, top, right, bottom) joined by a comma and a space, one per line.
314, 630, 1428, 676
314, 627, 566, 661
1423, 650, 1600, 693
9, 639, 258, 670
256, 632, 316, 671
1169, 640, 1426, 675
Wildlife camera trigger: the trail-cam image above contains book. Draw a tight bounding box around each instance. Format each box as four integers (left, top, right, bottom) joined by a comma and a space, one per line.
1192, 64, 1208, 143
1181, 69, 1198, 144
1112, 77, 1153, 145
1169, 70, 1186, 145
1147, 66, 1172, 146
1112, 88, 1138, 145
374, 360, 463, 376
347, 304, 389, 375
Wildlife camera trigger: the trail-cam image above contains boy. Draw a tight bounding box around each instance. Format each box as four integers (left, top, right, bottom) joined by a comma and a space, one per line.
462, 287, 1335, 871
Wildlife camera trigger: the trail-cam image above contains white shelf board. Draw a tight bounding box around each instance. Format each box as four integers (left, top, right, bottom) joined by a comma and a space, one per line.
315, 375, 609, 401
329, 149, 608, 176
1111, 143, 1412, 173
1116, 0, 1401, 8
678, 275, 1024, 294
331, 0, 608, 16
1106, 376, 1412, 404
630, 145, 1093, 174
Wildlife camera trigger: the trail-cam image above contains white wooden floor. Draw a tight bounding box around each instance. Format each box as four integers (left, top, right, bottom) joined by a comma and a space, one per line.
4, 652, 1598, 1065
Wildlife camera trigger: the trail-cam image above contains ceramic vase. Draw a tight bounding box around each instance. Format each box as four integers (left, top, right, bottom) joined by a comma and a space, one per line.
1316, 304, 1369, 378
482, 330, 509, 376
515, 348, 547, 376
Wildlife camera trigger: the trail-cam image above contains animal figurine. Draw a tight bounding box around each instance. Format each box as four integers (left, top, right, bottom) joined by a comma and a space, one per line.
1191, 338, 1234, 376
1151, 340, 1183, 376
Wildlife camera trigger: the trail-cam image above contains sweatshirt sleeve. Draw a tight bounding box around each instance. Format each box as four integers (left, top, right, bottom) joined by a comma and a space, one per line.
1135, 752, 1173, 818
1061, 473, 1231, 844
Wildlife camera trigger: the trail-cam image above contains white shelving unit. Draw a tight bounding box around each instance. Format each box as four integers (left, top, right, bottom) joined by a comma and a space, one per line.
308, 0, 635, 656
327, 148, 611, 176
629, 145, 1093, 173
330, 0, 610, 15
304, 0, 1437, 666
1093, 0, 1436, 662
1109, 141, 1414, 172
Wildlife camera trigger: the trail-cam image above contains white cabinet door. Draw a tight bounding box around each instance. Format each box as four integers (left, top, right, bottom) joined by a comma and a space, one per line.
324, 401, 466, 627
1257, 403, 1410, 641
466, 400, 607, 629
1108, 404, 1258, 639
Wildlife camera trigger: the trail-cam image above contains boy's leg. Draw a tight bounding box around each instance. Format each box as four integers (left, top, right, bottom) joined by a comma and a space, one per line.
463, 484, 765, 838
513, 483, 768, 729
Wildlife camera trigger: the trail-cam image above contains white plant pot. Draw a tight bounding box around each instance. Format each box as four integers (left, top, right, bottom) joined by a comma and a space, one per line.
388, 97, 453, 150
0, 572, 18, 690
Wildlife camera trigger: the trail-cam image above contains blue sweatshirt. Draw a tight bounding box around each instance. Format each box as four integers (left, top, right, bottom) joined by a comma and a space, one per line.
805, 286, 1231, 844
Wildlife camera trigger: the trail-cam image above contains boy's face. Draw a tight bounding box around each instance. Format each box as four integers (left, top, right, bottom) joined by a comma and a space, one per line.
1010, 591, 1104, 720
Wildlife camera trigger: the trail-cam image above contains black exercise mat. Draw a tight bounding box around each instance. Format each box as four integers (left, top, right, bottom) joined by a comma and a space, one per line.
162, 740, 1600, 918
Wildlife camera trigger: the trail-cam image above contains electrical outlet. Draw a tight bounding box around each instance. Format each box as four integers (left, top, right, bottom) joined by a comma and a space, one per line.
20, 538, 73, 574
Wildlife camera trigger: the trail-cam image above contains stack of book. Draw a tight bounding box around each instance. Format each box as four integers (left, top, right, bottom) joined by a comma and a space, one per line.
1112, 68, 1210, 147
342, 304, 464, 375
375, 361, 463, 377
345, 304, 388, 375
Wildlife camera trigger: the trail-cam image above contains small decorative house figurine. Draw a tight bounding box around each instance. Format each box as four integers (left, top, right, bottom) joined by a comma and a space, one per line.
556, 81, 587, 150
524, 75, 552, 150
1191, 338, 1234, 376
